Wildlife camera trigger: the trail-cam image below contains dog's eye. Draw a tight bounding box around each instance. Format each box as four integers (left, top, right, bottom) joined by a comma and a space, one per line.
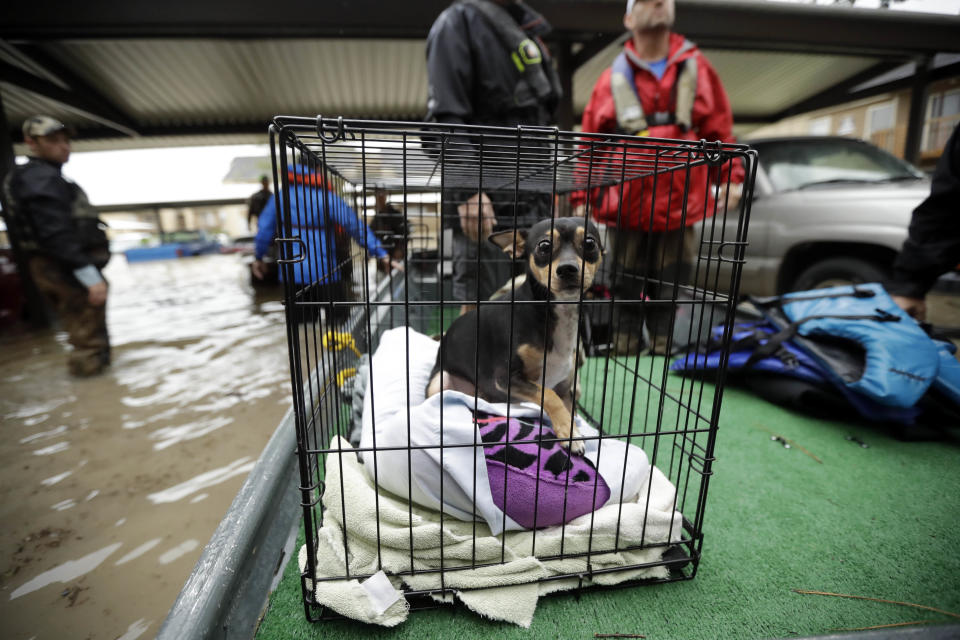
583, 237, 596, 251
537, 240, 552, 254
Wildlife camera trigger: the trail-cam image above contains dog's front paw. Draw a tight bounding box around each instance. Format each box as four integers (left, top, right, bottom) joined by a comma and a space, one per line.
558, 425, 585, 455
565, 437, 585, 456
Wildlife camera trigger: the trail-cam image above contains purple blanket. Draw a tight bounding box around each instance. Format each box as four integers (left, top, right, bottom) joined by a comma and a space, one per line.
475, 411, 611, 529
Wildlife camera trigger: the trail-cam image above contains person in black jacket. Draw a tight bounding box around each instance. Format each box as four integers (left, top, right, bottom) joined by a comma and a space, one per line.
3, 115, 111, 376
888, 122, 960, 322
371, 189, 408, 264
246, 175, 272, 231
425, 0, 562, 313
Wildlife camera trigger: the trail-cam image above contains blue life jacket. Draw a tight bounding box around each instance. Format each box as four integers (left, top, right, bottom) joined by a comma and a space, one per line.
750, 283, 937, 409
672, 321, 922, 425
934, 340, 960, 404
671, 283, 960, 426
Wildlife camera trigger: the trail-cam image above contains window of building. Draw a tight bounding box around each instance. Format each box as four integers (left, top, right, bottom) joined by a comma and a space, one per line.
808, 116, 832, 136
922, 88, 960, 154
865, 100, 898, 153
837, 115, 856, 136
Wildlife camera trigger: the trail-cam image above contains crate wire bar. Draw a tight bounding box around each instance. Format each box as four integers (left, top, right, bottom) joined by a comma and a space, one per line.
269, 116, 756, 623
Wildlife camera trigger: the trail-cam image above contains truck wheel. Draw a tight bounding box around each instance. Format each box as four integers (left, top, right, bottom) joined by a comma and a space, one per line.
790, 257, 889, 292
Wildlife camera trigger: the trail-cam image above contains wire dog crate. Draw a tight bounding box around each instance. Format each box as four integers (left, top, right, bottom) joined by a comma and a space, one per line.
269, 116, 756, 624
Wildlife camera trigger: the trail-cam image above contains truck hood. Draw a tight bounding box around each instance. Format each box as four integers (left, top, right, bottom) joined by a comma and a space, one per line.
789, 179, 929, 206
776, 179, 930, 224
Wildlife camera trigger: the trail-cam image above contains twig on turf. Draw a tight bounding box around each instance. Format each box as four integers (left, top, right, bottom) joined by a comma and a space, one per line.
792, 589, 960, 619
829, 621, 934, 631
753, 425, 822, 463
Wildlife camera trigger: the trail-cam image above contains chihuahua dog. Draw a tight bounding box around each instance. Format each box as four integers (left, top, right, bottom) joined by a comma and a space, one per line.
426, 217, 604, 454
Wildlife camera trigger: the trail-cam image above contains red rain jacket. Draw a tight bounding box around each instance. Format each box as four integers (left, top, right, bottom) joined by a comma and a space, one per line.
572, 34, 744, 232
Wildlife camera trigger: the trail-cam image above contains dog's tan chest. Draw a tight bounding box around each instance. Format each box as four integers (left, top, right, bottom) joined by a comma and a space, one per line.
543, 304, 579, 389
516, 304, 580, 390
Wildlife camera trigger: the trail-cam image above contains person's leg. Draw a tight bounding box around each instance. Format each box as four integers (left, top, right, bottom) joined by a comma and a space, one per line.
452, 232, 480, 315
607, 227, 649, 354
29, 256, 107, 376
645, 226, 697, 354
293, 280, 345, 326
327, 278, 351, 326
476, 239, 515, 301
65, 297, 109, 376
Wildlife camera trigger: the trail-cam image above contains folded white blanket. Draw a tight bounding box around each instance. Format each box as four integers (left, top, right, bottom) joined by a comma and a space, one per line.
360, 327, 650, 534
299, 437, 684, 627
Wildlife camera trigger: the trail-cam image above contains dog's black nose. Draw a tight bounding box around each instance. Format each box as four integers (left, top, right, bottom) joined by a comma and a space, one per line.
556, 263, 579, 280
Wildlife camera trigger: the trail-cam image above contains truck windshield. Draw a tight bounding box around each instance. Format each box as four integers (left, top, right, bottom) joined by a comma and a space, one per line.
754, 139, 924, 192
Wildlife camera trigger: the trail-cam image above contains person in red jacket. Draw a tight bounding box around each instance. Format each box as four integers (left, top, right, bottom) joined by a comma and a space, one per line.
574, 0, 744, 353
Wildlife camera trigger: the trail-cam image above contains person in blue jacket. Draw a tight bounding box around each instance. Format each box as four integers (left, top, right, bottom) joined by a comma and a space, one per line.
251, 167, 391, 323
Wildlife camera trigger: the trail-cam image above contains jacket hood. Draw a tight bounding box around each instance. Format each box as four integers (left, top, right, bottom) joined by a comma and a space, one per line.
285, 164, 328, 189
623, 32, 697, 71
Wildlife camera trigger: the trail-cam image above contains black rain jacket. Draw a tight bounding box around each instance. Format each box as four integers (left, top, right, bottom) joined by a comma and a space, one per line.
425, 0, 560, 129
424, 0, 561, 230
3, 157, 110, 272
887, 123, 960, 299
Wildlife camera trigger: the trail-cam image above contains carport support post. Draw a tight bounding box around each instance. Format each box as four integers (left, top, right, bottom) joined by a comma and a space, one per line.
152, 206, 165, 236
903, 55, 932, 167
552, 40, 576, 217
0, 92, 51, 328
554, 40, 575, 133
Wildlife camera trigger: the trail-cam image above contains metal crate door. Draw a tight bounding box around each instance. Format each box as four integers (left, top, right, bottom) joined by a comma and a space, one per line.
268, 117, 756, 623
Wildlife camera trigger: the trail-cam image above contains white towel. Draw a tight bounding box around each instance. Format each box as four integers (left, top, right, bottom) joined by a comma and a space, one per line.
299, 437, 684, 628
360, 327, 650, 535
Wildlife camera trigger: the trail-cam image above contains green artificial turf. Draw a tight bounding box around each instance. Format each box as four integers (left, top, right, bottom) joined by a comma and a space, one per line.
256, 356, 960, 639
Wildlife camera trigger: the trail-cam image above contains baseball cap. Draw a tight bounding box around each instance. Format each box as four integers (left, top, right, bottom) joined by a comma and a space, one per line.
627, 0, 635, 12
22, 115, 74, 139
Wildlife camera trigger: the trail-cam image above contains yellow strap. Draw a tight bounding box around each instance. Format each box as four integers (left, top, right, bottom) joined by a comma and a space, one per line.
322, 330, 362, 358
336, 368, 357, 388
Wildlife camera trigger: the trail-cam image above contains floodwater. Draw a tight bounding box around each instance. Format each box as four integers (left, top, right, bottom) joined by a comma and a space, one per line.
0, 254, 293, 640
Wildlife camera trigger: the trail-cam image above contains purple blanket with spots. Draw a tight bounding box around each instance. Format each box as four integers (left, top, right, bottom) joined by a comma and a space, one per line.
476, 411, 611, 529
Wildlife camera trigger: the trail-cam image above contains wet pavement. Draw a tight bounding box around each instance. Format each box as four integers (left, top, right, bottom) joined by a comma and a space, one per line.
0, 254, 292, 640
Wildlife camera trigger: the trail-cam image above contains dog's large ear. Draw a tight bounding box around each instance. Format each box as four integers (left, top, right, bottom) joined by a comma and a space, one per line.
488, 228, 527, 259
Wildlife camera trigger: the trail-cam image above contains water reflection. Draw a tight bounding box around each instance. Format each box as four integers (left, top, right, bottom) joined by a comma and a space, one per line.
40, 460, 87, 487
32, 442, 70, 456
9, 543, 123, 600
114, 538, 163, 566
157, 540, 200, 565
0, 254, 291, 640
19, 425, 68, 443
116, 618, 152, 640
147, 457, 257, 504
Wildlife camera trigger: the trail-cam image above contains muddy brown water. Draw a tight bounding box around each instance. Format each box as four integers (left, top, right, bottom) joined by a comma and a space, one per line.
0, 254, 293, 640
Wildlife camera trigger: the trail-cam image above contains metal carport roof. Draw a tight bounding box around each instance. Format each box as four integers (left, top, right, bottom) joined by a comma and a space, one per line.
1, 0, 959, 153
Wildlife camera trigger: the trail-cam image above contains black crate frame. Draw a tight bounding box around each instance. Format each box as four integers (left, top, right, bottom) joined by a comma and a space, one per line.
268, 116, 757, 623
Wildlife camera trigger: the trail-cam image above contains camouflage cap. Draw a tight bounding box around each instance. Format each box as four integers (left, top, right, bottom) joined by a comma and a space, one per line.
22, 115, 74, 139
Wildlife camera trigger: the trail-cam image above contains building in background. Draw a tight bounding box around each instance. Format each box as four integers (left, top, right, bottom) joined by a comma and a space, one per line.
746, 57, 959, 171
